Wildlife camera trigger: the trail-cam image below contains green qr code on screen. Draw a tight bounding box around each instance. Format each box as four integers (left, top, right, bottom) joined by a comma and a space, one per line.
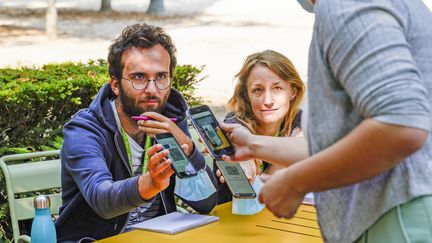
169, 148, 184, 161
226, 166, 240, 176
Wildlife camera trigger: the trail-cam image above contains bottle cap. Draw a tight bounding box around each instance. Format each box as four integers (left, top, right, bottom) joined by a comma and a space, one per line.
34, 195, 51, 209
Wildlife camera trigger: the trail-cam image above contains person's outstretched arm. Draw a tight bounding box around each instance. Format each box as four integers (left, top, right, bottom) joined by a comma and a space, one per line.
220, 122, 309, 166
259, 120, 427, 217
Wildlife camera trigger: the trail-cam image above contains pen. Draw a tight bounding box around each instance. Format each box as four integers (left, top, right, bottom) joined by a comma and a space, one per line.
131, 116, 177, 122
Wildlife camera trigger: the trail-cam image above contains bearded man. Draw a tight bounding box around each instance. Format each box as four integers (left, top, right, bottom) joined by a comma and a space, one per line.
56, 23, 217, 242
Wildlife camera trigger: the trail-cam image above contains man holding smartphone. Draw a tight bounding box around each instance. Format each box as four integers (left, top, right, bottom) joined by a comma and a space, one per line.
56, 23, 217, 242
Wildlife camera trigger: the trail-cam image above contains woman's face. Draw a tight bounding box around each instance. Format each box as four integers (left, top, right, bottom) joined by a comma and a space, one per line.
247, 65, 295, 129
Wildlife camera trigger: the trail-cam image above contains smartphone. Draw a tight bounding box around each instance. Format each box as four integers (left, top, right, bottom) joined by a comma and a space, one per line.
154, 133, 198, 178
186, 105, 234, 159
216, 160, 256, 199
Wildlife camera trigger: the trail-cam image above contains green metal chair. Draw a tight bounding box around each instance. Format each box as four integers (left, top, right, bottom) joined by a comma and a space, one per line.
0, 150, 61, 243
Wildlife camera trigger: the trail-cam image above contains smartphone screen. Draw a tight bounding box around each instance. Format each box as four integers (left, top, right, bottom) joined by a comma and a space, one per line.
187, 105, 234, 159
216, 160, 256, 199
155, 133, 198, 178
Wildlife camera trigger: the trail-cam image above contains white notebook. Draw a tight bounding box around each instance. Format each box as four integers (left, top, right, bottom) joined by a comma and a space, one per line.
132, 212, 219, 234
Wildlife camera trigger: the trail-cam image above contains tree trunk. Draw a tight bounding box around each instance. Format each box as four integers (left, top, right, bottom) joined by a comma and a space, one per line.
100, 0, 112, 12
46, 0, 57, 40
147, 0, 165, 15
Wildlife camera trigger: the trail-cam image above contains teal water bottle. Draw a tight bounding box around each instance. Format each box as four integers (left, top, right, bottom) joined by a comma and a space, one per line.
31, 195, 57, 243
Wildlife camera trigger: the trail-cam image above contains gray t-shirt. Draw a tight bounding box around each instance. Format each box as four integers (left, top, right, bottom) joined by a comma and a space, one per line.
308, 0, 432, 242
110, 100, 161, 232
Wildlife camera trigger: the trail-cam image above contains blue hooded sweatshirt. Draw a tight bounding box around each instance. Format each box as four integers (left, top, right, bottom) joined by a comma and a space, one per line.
56, 84, 217, 241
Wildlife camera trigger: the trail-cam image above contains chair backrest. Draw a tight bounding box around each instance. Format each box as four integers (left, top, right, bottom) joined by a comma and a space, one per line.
0, 150, 61, 242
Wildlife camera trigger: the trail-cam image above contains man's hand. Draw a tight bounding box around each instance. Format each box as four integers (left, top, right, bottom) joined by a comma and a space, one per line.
259, 168, 305, 219
138, 144, 174, 200
219, 122, 255, 162
137, 111, 193, 156
216, 160, 257, 184
136, 112, 177, 135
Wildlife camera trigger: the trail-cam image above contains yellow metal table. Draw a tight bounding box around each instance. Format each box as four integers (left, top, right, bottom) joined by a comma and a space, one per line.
98, 202, 323, 243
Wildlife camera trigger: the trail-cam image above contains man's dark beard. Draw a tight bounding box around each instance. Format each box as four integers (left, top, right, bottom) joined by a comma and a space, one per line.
118, 86, 169, 117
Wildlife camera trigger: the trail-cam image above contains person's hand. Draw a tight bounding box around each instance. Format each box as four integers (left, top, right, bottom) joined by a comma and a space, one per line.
145, 144, 175, 193
179, 143, 189, 155
215, 169, 225, 183
258, 168, 305, 219
137, 111, 193, 156
219, 122, 254, 162
136, 111, 178, 136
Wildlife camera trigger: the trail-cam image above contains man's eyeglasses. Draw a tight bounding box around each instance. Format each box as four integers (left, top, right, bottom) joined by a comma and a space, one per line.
121, 72, 171, 90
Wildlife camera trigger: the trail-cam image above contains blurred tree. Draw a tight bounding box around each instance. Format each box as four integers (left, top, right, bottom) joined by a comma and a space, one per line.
147, 0, 165, 15
100, 0, 112, 12
46, 0, 57, 40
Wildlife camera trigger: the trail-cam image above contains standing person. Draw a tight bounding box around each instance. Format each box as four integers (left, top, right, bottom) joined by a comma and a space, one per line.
222, 0, 432, 242
56, 23, 217, 242
217, 50, 306, 206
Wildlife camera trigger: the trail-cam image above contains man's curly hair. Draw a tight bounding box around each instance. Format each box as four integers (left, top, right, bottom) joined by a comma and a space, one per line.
108, 23, 177, 81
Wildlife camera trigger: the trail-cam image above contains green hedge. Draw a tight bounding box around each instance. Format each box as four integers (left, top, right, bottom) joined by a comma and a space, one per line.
0, 60, 205, 241
0, 60, 106, 154
0, 60, 205, 154
171, 64, 206, 107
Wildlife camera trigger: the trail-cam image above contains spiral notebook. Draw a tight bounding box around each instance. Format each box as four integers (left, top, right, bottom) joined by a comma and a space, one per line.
132, 212, 219, 234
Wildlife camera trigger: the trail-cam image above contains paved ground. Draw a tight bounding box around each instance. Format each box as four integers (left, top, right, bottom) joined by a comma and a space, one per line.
1, 0, 431, 117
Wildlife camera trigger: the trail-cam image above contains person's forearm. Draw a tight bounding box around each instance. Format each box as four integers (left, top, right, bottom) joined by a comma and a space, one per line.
288, 119, 428, 194
250, 136, 309, 166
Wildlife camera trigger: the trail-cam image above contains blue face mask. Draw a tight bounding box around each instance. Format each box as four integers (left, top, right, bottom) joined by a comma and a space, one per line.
232, 176, 265, 215
174, 169, 217, 201
297, 0, 314, 13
